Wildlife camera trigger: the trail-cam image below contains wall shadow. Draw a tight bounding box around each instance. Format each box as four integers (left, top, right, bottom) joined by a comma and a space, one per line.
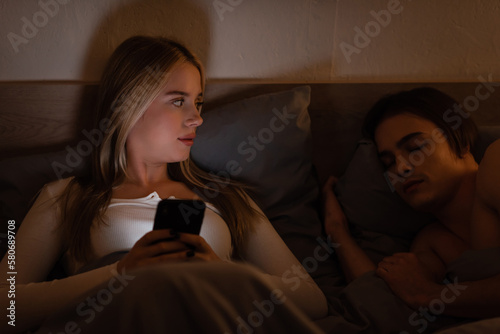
80, 0, 211, 82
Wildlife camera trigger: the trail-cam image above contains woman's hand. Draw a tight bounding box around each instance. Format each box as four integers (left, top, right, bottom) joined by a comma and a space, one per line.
322, 176, 349, 242
177, 232, 222, 262
117, 229, 221, 272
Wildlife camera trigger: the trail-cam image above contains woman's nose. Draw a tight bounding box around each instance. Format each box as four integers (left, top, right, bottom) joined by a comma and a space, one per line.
186, 109, 203, 128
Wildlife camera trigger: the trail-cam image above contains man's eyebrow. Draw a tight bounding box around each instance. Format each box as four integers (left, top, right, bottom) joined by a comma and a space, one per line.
378, 132, 424, 158
396, 132, 424, 147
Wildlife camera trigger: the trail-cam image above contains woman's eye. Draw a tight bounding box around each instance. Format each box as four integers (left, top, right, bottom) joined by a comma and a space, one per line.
196, 101, 204, 111
173, 99, 184, 107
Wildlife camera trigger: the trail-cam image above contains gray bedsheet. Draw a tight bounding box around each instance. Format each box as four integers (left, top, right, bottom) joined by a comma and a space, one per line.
447, 247, 500, 282
315, 247, 500, 334
56, 248, 500, 333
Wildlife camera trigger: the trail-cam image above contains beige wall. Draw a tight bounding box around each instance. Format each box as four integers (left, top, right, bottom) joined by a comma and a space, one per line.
0, 0, 499, 82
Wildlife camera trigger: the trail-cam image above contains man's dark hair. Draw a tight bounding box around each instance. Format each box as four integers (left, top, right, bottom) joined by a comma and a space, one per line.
362, 87, 478, 157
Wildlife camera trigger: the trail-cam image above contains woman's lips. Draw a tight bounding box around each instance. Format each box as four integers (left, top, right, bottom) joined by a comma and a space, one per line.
178, 136, 195, 146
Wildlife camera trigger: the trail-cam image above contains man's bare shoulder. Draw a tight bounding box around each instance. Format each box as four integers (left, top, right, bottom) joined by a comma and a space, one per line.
479, 138, 500, 169
412, 222, 468, 265
472, 139, 500, 249
412, 222, 448, 250
476, 138, 500, 206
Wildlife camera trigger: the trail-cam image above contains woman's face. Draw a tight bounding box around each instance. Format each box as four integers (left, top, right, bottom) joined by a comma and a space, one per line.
126, 63, 203, 164
374, 112, 469, 213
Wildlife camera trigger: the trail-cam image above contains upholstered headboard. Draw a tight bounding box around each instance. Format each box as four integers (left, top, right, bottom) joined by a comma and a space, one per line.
1, 81, 500, 276
1, 81, 500, 178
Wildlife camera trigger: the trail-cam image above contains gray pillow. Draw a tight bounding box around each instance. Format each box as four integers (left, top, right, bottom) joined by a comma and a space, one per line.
334, 139, 434, 241
191, 86, 325, 262
0, 149, 87, 261
334, 126, 500, 259
1, 151, 67, 224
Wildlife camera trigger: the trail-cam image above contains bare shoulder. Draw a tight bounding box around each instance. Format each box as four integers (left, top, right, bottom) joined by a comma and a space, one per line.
410, 223, 450, 279
472, 139, 500, 248
45, 177, 74, 194
412, 222, 468, 265
477, 139, 500, 205
411, 222, 446, 251
480, 138, 500, 167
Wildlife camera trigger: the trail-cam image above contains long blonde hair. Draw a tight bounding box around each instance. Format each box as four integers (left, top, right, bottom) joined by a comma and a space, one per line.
59, 36, 257, 262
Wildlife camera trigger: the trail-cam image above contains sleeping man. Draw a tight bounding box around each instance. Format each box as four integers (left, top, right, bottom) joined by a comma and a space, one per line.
323, 87, 500, 320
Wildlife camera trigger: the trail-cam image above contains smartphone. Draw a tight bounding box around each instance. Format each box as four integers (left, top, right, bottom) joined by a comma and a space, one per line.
153, 199, 206, 234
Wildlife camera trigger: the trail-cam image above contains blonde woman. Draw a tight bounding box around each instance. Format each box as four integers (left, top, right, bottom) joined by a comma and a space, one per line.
0, 36, 327, 333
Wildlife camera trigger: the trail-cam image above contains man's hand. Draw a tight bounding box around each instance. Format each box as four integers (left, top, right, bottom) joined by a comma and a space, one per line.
322, 176, 349, 242
376, 252, 441, 309
322, 176, 376, 281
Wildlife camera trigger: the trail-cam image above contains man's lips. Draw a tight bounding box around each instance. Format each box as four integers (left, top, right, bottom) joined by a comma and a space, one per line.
402, 179, 423, 194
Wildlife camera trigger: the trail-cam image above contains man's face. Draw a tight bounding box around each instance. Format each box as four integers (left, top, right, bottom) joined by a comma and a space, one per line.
374, 112, 470, 213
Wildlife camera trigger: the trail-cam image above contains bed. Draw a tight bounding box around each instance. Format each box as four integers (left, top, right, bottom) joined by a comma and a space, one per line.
1, 81, 500, 333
